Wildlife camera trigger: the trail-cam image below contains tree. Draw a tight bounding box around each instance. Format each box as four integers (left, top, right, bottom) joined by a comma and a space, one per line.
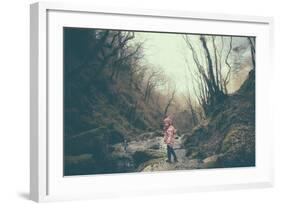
109, 34, 144, 81
63, 29, 146, 135
184, 88, 199, 127
247, 37, 256, 70
143, 66, 166, 103
163, 84, 177, 117
183, 35, 233, 115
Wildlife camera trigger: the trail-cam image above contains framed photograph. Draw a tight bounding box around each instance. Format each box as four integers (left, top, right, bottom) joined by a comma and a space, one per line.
30, 2, 274, 202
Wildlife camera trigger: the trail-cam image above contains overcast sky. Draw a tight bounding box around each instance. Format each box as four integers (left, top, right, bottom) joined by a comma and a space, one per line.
133, 31, 253, 99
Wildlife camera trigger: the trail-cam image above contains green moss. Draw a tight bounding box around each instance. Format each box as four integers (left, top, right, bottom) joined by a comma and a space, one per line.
65, 154, 93, 164
133, 149, 164, 167
221, 124, 250, 153
136, 158, 165, 172
202, 155, 222, 168
202, 160, 217, 168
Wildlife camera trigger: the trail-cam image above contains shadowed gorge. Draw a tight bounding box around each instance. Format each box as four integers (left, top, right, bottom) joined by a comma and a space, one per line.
63, 27, 255, 175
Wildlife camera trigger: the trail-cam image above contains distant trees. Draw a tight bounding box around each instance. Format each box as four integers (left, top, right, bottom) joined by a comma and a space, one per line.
65, 29, 143, 85
65, 28, 184, 134
163, 82, 177, 117
64, 29, 146, 135
108, 33, 144, 81
94, 31, 137, 77
184, 88, 199, 127
64, 28, 256, 137
143, 67, 166, 103
183, 35, 233, 116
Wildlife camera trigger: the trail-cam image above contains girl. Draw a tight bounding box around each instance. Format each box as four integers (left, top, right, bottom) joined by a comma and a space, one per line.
163, 116, 178, 163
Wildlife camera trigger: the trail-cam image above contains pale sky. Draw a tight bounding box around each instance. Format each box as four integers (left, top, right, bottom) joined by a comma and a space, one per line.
133, 31, 253, 99
134, 32, 187, 94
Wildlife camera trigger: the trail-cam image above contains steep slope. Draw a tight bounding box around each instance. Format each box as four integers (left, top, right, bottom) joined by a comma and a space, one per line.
64, 72, 165, 175
63, 28, 164, 175
183, 70, 255, 168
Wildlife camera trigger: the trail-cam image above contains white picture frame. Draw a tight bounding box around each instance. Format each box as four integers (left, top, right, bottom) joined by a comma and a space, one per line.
30, 1, 274, 202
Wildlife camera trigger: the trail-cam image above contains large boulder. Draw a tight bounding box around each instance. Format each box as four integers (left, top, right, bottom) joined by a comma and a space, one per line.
108, 128, 125, 144
64, 127, 109, 156
64, 154, 97, 175
202, 154, 223, 168
105, 153, 135, 173
133, 149, 164, 167
219, 124, 255, 167
152, 130, 163, 137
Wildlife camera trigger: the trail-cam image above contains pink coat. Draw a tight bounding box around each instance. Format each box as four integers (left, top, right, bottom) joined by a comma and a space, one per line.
164, 125, 177, 146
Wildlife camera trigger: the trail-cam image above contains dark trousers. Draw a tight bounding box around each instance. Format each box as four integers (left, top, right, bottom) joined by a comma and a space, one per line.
167, 145, 177, 162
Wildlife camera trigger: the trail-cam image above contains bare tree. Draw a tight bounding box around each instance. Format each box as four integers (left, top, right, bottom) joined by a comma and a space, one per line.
143, 67, 166, 103
163, 84, 177, 117
184, 88, 198, 127
133, 64, 149, 91
247, 37, 256, 70
110, 41, 144, 81
223, 36, 233, 94
182, 35, 233, 115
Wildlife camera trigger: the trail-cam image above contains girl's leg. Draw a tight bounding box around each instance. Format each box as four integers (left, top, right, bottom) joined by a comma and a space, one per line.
167, 145, 171, 162
170, 146, 178, 162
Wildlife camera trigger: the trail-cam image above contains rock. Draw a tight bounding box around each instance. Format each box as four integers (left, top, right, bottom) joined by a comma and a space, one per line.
219, 124, 255, 167
192, 124, 210, 141
187, 159, 203, 169
107, 153, 135, 173
152, 130, 163, 137
149, 143, 160, 150
203, 155, 218, 164
181, 133, 192, 144
202, 155, 222, 168
138, 132, 153, 139
133, 149, 164, 167
140, 157, 203, 172
64, 127, 109, 155
65, 154, 93, 165
190, 150, 199, 158
108, 129, 124, 144
64, 154, 98, 175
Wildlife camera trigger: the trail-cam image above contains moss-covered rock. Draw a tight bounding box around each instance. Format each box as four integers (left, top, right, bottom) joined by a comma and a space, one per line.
64, 154, 97, 175
133, 149, 164, 167
202, 154, 222, 168
219, 124, 255, 167
183, 70, 255, 168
